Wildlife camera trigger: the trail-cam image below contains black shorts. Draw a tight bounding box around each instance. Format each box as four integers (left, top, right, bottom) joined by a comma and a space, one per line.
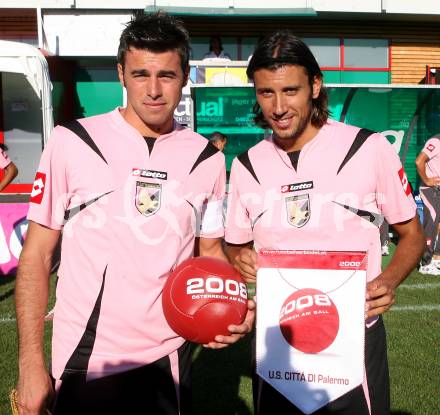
253, 316, 390, 415
52, 342, 193, 415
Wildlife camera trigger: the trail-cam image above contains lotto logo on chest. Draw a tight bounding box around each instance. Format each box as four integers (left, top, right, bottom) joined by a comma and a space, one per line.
132, 168, 168, 180
281, 181, 314, 193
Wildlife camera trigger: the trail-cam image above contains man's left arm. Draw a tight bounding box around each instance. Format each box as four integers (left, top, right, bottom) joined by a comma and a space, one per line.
366, 216, 425, 318
198, 236, 256, 349
0, 161, 18, 191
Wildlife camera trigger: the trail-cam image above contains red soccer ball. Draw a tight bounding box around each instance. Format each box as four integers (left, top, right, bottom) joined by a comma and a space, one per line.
279, 288, 339, 354
162, 257, 248, 344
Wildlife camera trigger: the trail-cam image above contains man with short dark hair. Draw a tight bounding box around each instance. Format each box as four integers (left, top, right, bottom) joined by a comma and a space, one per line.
225, 31, 424, 414
210, 131, 228, 152
15, 12, 253, 415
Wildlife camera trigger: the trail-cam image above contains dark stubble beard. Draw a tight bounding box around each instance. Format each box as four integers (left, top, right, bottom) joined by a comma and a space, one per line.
273, 100, 313, 148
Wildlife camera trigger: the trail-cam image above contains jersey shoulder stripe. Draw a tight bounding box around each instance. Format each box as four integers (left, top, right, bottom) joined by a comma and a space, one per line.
237, 150, 260, 184
60, 119, 108, 165
189, 142, 219, 174
337, 128, 375, 174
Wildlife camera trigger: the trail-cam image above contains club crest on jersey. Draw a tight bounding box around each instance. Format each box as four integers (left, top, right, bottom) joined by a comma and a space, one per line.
135, 182, 161, 217
285, 194, 310, 228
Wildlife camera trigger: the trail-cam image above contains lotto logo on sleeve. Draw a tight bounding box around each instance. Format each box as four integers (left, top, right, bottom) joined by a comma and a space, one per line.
427, 143, 435, 152
30, 172, 46, 204
398, 168, 412, 196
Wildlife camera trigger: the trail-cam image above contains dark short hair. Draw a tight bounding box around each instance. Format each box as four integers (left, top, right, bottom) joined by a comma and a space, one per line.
247, 30, 329, 129
118, 11, 190, 75
210, 131, 227, 143
209, 36, 223, 52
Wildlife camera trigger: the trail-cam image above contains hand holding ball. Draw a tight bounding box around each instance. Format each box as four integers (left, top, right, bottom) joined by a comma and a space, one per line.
162, 257, 248, 344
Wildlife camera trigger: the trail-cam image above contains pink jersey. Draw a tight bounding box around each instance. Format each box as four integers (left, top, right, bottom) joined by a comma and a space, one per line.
0, 148, 11, 169
225, 120, 416, 285
421, 136, 440, 181
28, 108, 225, 380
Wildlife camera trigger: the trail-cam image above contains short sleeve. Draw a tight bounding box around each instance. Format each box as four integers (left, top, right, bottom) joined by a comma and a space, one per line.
422, 137, 440, 159
375, 134, 416, 224
224, 158, 253, 244
0, 149, 11, 169
199, 154, 226, 238
27, 127, 69, 230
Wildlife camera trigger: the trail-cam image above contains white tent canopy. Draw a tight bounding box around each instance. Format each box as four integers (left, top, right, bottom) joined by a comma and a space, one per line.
0, 40, 53, 145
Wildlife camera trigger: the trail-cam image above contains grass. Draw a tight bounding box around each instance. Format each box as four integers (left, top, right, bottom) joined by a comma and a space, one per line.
1, 249, 439, 414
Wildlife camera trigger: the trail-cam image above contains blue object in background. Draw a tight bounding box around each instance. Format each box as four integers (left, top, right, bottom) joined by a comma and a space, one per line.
414, 191, 424, 224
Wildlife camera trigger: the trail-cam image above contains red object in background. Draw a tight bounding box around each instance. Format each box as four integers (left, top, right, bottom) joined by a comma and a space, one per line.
162, 256, 248, 344
426, 65, 440, 84
29, 172, 46, 204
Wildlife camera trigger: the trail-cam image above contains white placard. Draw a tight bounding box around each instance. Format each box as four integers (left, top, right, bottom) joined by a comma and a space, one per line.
256, 250, 367, 414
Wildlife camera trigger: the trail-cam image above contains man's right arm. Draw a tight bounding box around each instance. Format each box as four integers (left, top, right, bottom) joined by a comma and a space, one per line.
225, 242, 257, 283
415, 151, 440, 187
16, 221, 61, 415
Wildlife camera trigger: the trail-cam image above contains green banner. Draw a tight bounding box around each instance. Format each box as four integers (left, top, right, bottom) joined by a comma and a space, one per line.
193, 86, 440, 185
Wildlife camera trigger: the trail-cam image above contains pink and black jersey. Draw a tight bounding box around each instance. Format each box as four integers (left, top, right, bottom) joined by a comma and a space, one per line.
0, 148, 11, 169
225, 120, 416, 286
421, 136, 440, 182
28, 108, 225, 380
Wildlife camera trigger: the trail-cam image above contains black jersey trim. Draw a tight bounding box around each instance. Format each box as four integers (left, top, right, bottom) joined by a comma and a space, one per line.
61, 266, 107, 378
237, 151, 260, 184
60, 120, 108, 165
252, 210, 267, 230
189, 142, 219, 174
144, 136, 156, 155
333, 202, 384, 227
64, 191, 114, 224
337, 128, 375, 175
185, 199, 200, 229
287, 151, 300, 171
